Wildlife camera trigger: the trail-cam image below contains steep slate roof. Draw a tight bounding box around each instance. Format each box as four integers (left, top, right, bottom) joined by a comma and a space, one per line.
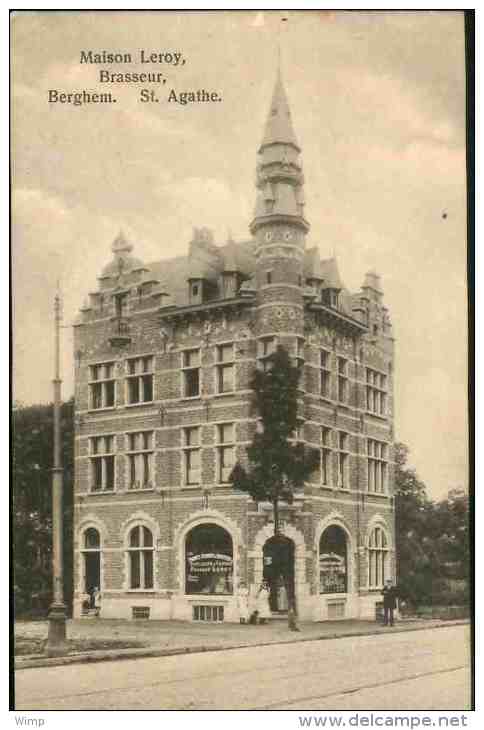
147, 239, 256, 307
144, 239, 353, 312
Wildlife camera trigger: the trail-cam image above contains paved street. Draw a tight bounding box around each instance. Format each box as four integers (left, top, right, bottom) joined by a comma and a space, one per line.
15, 624, 470, 711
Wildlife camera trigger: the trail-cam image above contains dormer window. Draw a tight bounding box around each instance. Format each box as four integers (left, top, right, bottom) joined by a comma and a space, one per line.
189, 279, 209, 305
322, 289, 339, 309
222, 272, 237, 299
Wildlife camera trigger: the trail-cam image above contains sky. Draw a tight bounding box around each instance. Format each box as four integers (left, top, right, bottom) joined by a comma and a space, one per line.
11, 10, 468, 500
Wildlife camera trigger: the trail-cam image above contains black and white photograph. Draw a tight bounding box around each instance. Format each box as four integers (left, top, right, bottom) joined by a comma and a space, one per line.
11, 9, 472, 715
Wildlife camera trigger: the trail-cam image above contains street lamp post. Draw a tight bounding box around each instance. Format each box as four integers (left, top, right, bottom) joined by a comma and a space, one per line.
46, 290, 67, 656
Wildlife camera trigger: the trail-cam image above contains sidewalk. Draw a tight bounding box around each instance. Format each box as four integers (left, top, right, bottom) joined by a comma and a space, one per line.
14, 616, 469, 670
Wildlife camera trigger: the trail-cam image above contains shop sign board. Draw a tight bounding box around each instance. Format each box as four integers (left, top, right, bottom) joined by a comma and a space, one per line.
188, 552, 233, 574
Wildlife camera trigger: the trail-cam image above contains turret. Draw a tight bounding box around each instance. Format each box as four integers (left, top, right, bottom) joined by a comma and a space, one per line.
251, 68, 308, 355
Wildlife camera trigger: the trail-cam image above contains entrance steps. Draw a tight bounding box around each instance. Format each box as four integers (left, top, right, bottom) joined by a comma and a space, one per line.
270, 612, 289, 621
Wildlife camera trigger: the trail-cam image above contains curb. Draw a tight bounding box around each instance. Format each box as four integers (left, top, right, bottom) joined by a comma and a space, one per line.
15, 619, 469, 671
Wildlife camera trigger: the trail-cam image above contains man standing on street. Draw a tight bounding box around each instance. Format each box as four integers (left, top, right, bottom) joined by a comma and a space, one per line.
382, 579, 398, 626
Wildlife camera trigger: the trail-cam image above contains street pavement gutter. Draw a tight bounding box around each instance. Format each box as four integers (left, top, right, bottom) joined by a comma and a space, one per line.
14, 619, 469, 671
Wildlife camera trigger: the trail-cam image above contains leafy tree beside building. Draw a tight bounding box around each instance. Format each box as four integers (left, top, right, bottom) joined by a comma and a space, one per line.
12, 399, 74, 616
230, 346, 320, 615
394, 442, 470, 608
231, 346, 319, 533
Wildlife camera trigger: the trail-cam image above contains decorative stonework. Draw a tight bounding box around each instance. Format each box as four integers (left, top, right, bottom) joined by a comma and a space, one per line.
365, 513, 393, 548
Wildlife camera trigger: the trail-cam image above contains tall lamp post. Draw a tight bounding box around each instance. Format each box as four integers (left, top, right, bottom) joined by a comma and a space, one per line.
46, 290, 67, 655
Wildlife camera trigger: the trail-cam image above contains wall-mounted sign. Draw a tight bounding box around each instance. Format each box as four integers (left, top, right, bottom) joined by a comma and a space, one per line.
188, 553, 233, 574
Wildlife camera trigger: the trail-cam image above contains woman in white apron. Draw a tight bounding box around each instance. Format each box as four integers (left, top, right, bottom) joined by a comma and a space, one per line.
256, 581, 271, 624
238, 582, 250, 624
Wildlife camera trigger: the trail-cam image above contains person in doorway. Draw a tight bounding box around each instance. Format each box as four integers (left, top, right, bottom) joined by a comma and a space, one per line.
256, 581, 271, 625
381, 579, 398, 626
81, 592, 91, 614
92, 586, 101, 617
238, 582, 250, 624
276, 576, 288, 612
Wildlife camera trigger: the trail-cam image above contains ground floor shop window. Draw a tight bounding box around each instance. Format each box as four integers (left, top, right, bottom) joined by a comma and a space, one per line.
185, 523, 233, 595
319, 525, 348, 594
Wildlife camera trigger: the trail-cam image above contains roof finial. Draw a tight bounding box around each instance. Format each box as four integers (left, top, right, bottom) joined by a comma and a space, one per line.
112, 230, 133, 255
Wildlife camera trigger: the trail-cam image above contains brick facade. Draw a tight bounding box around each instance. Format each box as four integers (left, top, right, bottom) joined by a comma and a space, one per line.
72, 72, 396, 622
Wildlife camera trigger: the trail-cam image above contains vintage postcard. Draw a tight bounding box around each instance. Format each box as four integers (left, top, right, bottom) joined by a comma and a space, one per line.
12, 9, 471, 715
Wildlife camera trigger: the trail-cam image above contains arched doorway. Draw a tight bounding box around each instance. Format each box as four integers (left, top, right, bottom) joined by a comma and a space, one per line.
263, 535, 295, 613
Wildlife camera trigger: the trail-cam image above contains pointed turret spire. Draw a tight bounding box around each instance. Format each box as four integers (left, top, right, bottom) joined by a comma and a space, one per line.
250, 66, 308, 236
260, 67, 300, 152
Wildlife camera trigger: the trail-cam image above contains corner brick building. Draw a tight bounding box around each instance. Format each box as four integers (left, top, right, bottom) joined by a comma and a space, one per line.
73, 71, 396, 622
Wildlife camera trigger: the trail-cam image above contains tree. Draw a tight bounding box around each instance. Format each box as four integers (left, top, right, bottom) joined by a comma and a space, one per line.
432, 488, 470, 591
394, 442, 438, 606
12, 399, 74, 616
394, 444, 470, 608
231, 346, 319, 533
230, 346, 319, 619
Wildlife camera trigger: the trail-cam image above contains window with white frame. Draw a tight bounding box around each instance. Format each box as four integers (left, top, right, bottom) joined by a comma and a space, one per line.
182, 349, 201, 397
258, 336, 275, 371
127, 525, 154, 589
337, 357, 349, 404
367, 439, 388, 494
184, 426, 201, 485
90, 435, 115, 492
127, 431, 154, 490
337, 431, 350, 489
321, 427, 332, 486
366, 368, 387, 416
89, 362, 115, 410
126, 356, 153, 404
320, 349, 331, 398
217, 423, 235, 483
216, 343, 235, 393
368, 526, 389, 588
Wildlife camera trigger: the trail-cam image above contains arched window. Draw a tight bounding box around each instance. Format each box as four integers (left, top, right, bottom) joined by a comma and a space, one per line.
319, 525, 348, 594
368, 526, 389, 588
185, 523, 233, 595
82, 527, 101, 594
127, 525, 154, 589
